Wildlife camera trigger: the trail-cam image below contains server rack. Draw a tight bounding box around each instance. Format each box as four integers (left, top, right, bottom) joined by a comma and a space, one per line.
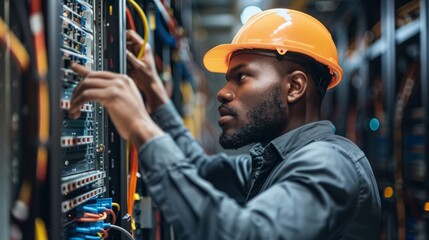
54, 0, 132, 238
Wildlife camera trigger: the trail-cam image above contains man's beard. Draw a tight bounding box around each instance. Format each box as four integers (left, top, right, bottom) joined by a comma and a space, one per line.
219, 87, 287, 149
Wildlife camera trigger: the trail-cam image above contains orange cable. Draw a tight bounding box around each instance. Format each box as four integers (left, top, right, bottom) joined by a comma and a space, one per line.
0, 17, 30, 71
127, 144, 138, 216
83, 212, 104, 218
126, 7, 136, 31
31, 0, 49, 184
74, 212, 108, 222
105, 208, 117, 224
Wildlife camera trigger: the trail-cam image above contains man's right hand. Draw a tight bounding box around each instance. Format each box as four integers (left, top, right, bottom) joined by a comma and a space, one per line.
70, 63, 164, 148
126, 30, 169, 113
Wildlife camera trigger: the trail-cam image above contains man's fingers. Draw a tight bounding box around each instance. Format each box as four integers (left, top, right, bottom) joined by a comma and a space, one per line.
126, 50, 144, 68
83, 71, 118, 79
71, 63, 119, 80
126, 29, 143, 43
126, 30, 147, 56
69, 88, 110, 119
72, 78, 113, 101
71, 63, 91, 77
142, 43, 153, 58
72, 71, 117, 101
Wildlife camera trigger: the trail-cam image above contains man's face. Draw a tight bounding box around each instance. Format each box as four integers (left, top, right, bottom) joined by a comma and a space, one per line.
217, 53, 289, 149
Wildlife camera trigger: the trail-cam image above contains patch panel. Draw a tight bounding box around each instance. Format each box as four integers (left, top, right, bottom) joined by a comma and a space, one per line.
61, 24, 93, 58
61, 48, 94, 67
62, 68, 80, 86
61, 15, 92, 35
62, 187, 106, 213
60, 99, 94, 112
62, 171, 106, 194
61, 135, 94, 147
62, 4, 92, 33
62, 36, 87, 55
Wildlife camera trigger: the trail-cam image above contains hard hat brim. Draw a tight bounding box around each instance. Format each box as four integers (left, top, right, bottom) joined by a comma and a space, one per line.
203, 43, 343, 89
203, 44, 237, 74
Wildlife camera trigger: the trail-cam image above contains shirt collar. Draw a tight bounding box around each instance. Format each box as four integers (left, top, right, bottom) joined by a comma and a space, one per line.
270, 120, 335, 159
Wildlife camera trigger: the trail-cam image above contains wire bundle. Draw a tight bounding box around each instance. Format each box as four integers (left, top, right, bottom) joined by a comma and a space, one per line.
71, 201, 118, 239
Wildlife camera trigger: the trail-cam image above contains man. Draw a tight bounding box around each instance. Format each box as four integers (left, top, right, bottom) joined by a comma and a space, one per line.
70, 8, 381, 239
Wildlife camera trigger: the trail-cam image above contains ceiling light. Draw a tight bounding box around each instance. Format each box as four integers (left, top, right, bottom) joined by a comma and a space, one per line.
240, 6, 262, 25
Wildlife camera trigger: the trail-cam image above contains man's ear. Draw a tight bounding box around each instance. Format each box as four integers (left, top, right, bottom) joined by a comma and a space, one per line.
286, 70, 308, 103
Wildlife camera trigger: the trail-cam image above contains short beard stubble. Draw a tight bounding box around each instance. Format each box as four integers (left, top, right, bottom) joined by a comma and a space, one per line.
219, 86, 287, 149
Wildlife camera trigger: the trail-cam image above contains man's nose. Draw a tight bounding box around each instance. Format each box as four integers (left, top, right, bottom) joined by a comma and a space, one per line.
216, 85, 235, 104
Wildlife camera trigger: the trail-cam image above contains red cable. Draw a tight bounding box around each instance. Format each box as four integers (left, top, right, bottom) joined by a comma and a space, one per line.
126, 7, 136, 31
100, 228, 108, 239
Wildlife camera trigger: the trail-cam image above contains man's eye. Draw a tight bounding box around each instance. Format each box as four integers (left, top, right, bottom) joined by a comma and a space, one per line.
238, 73, 247, 81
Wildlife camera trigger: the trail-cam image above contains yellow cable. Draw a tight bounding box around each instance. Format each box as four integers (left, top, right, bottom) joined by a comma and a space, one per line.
131, 219, 137, 231
112, 202, 121, 211
126, 0, 149, 59
35, 218, 48, 240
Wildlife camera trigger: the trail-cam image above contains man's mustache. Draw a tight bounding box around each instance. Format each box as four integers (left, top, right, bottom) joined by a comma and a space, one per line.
218, 104, 237, 116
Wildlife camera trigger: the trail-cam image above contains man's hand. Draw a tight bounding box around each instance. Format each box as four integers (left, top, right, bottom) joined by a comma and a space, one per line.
69, 63, 164, 147
126, 30, 169, 112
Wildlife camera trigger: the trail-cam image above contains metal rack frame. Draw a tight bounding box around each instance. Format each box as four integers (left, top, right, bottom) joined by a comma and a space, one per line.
103, 0, 130, 238
0, 1, 11, 239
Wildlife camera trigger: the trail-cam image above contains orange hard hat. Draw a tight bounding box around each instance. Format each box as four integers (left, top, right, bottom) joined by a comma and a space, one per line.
203, 8, 343, 89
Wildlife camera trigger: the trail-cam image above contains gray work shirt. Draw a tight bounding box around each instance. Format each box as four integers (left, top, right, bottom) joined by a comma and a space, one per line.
139, 102, 381, 240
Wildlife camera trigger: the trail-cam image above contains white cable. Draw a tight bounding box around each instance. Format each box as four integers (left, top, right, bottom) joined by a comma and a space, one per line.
109, 225, 135, 240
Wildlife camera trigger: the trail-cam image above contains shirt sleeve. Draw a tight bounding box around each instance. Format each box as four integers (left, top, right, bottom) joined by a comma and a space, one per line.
138, 136, 360, 240
149, 102, 250, 204
150, 101, 216, 167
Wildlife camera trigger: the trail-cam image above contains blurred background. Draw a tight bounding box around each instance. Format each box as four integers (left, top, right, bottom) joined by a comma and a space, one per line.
0, 0, 428, 239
